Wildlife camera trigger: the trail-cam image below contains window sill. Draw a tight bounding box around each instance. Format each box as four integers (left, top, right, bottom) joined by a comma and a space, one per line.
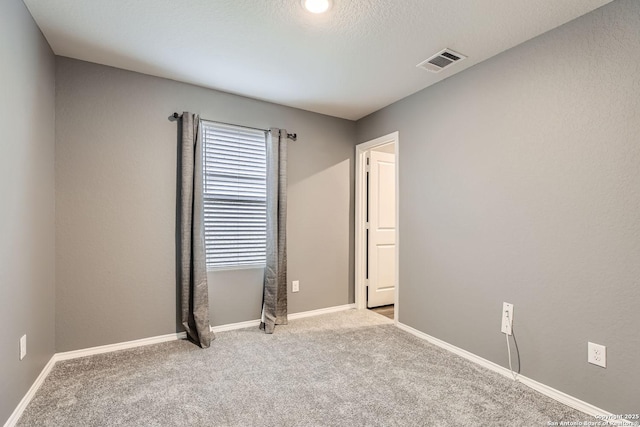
207, 264, 266, 273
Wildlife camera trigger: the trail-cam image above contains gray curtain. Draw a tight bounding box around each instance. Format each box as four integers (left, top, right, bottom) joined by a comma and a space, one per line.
179, 112, 213, 348
260, 128, 288, 334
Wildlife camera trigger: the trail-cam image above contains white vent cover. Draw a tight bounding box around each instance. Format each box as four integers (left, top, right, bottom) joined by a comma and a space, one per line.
417, 48, 467, 73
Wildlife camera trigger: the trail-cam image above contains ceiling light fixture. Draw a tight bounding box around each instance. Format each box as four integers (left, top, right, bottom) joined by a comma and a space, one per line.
301, 0, 332, 14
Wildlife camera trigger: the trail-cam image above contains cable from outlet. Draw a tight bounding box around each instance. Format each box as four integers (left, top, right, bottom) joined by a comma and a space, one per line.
505, 311, 521, 381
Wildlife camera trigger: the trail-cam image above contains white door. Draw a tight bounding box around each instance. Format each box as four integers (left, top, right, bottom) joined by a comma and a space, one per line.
367, 151, 396, 308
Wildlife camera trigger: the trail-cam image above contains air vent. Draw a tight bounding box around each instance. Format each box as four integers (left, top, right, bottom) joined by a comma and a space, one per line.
417, 48, 467, 73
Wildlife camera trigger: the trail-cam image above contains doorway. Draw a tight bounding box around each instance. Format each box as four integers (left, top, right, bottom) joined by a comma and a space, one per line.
355, 132, 399, 323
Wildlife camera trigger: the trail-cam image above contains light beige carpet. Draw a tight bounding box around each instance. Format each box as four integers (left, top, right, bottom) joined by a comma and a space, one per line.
18, 310, 591, 426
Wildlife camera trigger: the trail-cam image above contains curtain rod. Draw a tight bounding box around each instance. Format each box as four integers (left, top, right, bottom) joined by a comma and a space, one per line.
169, 112, 297, 141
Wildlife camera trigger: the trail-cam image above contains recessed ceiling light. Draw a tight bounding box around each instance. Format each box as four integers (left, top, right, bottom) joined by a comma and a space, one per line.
301, 0, 333, 14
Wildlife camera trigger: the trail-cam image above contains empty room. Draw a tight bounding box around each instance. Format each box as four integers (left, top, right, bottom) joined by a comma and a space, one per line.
1, 0, 638, 425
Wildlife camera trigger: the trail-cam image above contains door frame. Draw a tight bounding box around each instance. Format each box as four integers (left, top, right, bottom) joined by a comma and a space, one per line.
355, 131, 400, 323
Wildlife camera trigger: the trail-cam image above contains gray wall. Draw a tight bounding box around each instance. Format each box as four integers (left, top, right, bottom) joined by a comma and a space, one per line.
356, 0, 639, 413
0, 0, 56, 424
55, 57, 356, 352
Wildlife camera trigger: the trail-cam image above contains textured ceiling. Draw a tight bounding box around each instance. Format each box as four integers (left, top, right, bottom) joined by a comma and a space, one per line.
23, 0, 613, 120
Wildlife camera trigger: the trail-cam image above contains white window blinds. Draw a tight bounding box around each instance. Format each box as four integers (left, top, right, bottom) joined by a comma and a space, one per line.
201, 120, 267, 268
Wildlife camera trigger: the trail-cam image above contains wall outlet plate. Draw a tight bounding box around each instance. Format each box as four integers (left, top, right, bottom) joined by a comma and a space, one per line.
20, 334, 27, 360
588, 342, 606, 368
501, 302, 514, 335
292, 280, 299, 293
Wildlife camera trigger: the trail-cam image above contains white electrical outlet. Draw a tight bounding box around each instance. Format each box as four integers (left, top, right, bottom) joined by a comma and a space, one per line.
501, 302, 514, 335
292, 280, 299, 293
588, 342, 606, 368
20, 335, 27, 360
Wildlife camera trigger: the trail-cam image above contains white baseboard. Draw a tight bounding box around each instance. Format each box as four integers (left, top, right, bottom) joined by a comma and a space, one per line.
209, 303, 357, 333
396, 322, 635, 426
288, 303, 356, 320
3, 356, 56, 427
211, 319, 261, 333
55, 332, 187, 362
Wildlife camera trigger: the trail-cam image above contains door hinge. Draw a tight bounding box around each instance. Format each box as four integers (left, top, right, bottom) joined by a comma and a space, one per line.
365, 222, 370, 229
365, 155, 371, 172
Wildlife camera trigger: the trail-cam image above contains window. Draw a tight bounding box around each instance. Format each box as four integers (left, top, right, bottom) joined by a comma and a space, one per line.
201, 120, 267, 269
